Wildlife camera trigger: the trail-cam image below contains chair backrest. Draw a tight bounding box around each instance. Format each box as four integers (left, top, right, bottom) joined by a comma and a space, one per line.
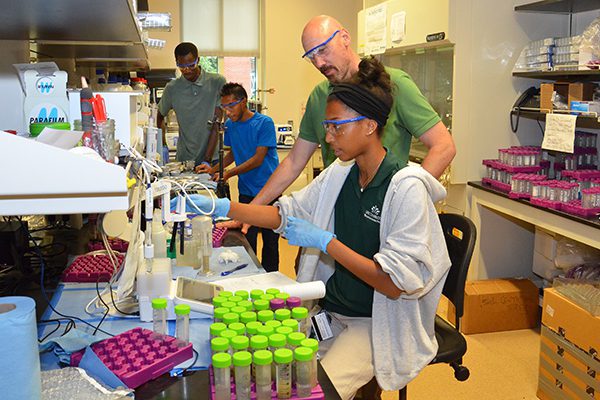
438, 213, 477, 329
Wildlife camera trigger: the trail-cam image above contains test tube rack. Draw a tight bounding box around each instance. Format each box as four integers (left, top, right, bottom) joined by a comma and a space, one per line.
209, 366, 325, 400
213, 226, 227, 247
70, 327, 193, 389
62, 253, 125, 282
87, 238, 129, 252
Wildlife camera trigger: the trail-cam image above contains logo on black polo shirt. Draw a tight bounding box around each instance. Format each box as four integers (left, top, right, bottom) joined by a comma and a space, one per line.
364, 205, 381, 223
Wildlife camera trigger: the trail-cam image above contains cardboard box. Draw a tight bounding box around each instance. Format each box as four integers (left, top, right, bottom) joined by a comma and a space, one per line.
540, 82, 595, 112
460, 279, 540, 334
542, 288, 600, 353
537, 325, 600, 400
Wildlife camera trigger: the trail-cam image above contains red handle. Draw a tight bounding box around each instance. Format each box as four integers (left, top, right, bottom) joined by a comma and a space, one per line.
92, 94, 107, 122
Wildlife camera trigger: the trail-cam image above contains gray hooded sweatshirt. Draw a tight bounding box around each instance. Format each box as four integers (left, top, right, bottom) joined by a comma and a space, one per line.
275, 161, 451, 390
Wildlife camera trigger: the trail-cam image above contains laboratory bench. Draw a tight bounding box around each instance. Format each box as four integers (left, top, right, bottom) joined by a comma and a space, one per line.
467, 181, 600, 281
29, 225, 340, 399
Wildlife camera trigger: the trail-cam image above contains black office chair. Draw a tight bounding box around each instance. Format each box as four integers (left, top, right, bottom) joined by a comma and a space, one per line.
399, 213, 477, 400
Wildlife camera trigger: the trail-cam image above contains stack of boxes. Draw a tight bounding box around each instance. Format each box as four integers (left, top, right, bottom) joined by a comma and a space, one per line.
514, 35, 589, 72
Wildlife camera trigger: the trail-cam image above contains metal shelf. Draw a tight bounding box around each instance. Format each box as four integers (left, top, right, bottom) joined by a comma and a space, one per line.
511, 110, 600, 129
0, 0, 148, 69
514, 0, 600, 14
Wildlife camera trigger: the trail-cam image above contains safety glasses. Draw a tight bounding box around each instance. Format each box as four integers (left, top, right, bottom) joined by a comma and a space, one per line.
321, 115, 366, 136
219, 98, 243, 110
176, 58, 199, 70
302, 30, 340, 62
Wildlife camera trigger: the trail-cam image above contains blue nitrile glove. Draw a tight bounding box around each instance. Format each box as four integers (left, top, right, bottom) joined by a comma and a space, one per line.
170, 194, 230, 218
284, 216, 336, 254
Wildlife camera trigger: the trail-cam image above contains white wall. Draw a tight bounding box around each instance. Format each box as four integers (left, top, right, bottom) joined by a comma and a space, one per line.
263, 0, 363, 128
0, 41, 30, 131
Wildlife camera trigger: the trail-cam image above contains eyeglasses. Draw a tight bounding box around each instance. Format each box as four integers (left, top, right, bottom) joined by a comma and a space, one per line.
321, 115, 366, 136
176, 58, 199, 70
302, 30, 340, 62
219, 98, 243, 110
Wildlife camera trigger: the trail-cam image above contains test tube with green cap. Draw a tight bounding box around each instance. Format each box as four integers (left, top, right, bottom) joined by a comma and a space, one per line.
237, 300, 253, 312
250, 289, 264, 301
281, 318, 299, 332
228, 322, 246, 336
274, 308, 291, 322
253, 350, 273, 400
211, 337, 230, 356
257, 309, 274, 323
265, 319, 282, 330
222, 312, 240, 325
275, 326, 294, 337
212, 296, 227, 308
292, 306, 310, 337
233, 351, 252, 400
250, 334, 269, 379
253, 299, 270, 311
301, 338, 319, 388
287, 332, 306, 350
294, 347, 314, 397
220, 290, 233, 298
256, 325, 274, 338
230, 305, 247, 316
210, 322, 227, 339
266, 288, 280, 296
268, 333, 287, 378
235, 290, 249, 300
240, 311, 257, 324
219, 329, 238, 348
151, 298, 167, 337
228, 295, 243, 304
213, 307, 230, 323
260, 294, 274, 302
221, 301, 237, 309
245, 321, 262, 336
275, 292, 290, 302
212, 353, 232, 400
174, 304, 191, 344
231, 335, 250, 352
274, 348, 293, 399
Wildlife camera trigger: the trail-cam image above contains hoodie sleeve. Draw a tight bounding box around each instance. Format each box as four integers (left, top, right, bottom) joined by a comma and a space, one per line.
374, 175, 449, 299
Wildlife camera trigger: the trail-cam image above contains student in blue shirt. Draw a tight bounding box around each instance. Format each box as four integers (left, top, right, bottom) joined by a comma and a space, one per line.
196, 83, 280, 271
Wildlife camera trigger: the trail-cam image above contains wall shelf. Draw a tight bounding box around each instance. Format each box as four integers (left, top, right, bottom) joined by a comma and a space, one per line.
513, 70, 600, 81
514, 0, 600, 14
511, 110, 600, 129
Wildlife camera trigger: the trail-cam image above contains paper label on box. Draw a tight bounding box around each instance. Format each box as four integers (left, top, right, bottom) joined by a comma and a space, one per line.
545, 304, 555, 317
542, 113, 576, 153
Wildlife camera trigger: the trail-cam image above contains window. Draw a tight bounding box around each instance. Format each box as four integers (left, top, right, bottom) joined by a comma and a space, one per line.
199, 56, 257, 100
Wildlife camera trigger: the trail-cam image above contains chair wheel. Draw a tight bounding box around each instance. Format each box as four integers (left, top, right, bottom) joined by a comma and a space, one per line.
453, 365, 470, 381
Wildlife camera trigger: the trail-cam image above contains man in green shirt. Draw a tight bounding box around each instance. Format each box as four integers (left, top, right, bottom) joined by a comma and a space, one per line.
249, 15, 456, 211
157, 42, 226, 166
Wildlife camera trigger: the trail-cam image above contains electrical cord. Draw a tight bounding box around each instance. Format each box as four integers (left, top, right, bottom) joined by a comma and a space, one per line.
93, 278, 111, 336
24, 223, 114, 338
178, 348, 199, 377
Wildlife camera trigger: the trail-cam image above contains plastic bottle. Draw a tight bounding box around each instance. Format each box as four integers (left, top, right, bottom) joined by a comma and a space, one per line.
92, 69, 106, 91
253, 350, 273, 400
151, 298, 167, 337
193, 215, 213, 275
233, 351, 252, 400
281, 318, 299, 332
286, 296, 302, 309
245, 321, 262, 336
287, 332, 306, 351
228, 295, 243, 304
275, 326, 294, 337
270, 298, 286, 311
222, 312, 239, 325
212, 352, 232, 400
266, 288, 280, 296
235, 290, 249, 300
301, 338, 319, 388
219, 290, 233, 298
240, 311, 257, 324
238, 300, 253, 312
292, 306, 310, 337
269, 333, 287, 379
152, 209, 167, 258
294, 347, 314, 398
275, 292, 290, 302
257, 309, 274, 323
274, 348, 293, 399
256, 325, 274, 338
253, 299, 270, 312
211, 337, 230, 356
176, 219, 200, 268
231, 305, 247, 316
212, 296, 227, 308
250, 289, 264, 301
174, 304, 190, 345
265, 319, 282, 330
120, 77, 133, 91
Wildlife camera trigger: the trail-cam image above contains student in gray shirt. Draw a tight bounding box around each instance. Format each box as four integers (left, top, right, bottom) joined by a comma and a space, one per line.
157, 42, 226, 166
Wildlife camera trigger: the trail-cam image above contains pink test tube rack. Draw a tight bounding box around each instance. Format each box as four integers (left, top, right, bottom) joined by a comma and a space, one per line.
213, 226, 228, 247
62, 253, 125, 282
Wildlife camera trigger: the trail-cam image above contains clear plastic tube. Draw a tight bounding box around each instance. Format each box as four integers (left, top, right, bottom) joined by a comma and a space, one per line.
151, 298, 167, 337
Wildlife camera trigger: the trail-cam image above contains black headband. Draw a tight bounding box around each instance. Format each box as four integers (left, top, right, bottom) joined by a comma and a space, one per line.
330, 83, 391, 128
